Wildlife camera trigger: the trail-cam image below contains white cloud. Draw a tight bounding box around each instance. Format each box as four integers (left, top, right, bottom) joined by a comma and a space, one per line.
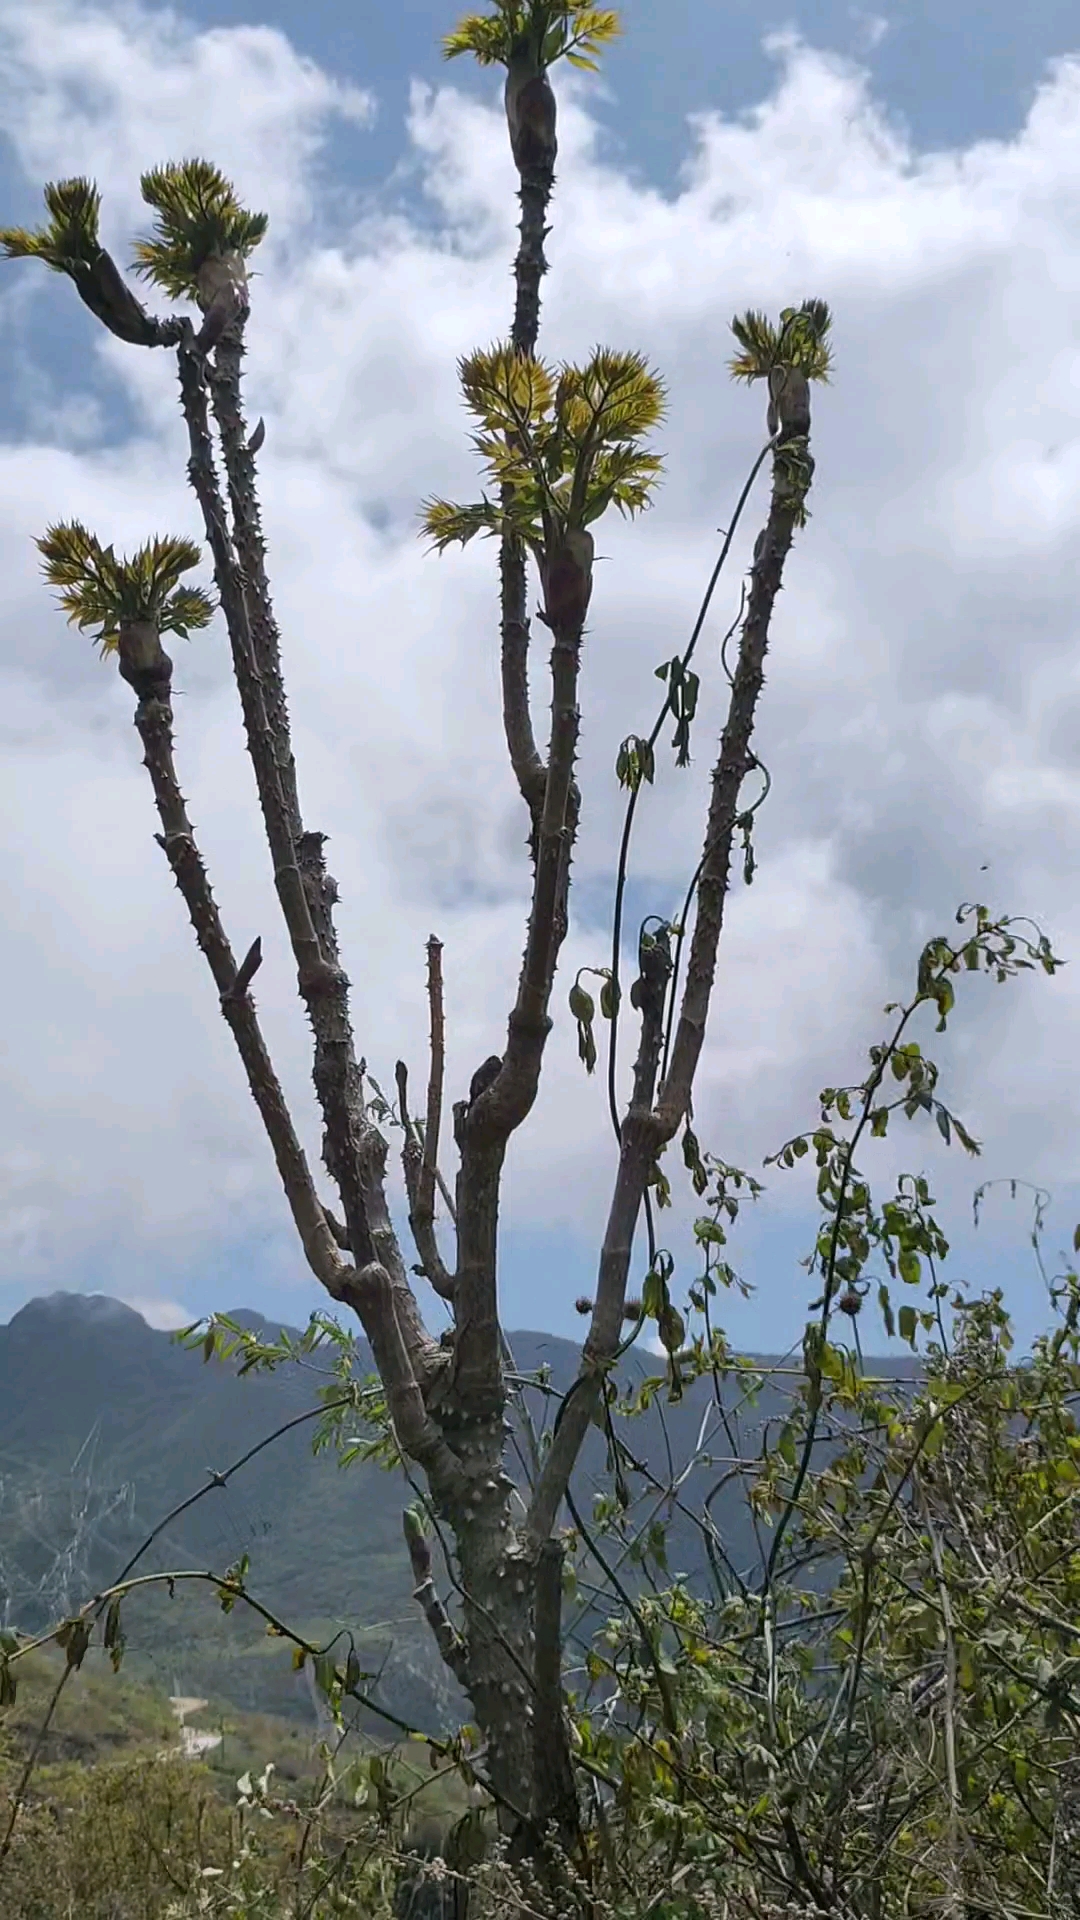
0, 4, 1077, 1340
117, 1293, 194, 1331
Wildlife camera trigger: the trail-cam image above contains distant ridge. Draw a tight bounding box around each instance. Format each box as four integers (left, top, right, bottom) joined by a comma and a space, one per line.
0, 1289, 914, 1726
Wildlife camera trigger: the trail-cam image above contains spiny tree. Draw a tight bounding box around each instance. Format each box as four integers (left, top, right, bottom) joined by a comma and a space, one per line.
2, 0, 831, 1857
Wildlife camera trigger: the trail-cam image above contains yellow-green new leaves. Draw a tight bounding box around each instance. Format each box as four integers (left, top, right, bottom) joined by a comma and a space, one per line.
0, 177, 158, 347
726, 295, 826, 445
0, 174, 102, 274
728, 300, 832, 523
132, 158, 267, 305
35, 521, 215, 655
0, 161, 267, 345
442, 1, 620, 71
420, 342, 665, 562
728, 299, 833, 390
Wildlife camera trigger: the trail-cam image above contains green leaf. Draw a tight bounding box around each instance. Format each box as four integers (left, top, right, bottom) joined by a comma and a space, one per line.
0, 176, 103, 271
133, 159, 267, 302
35, 520, 214, 654
658, 1303, 685, 1354
616, 733, 655, 791
418, 495, 502, 552
569, 979, 597, 1074
898, 1304, 917, 1349
569, 981, 595, 1024
729, 298, 833, 385
442, 5, 621, 71
314, 1652, 338, 1699
57, 1618, 91, 1670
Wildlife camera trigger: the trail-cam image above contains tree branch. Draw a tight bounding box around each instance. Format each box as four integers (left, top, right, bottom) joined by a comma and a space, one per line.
655, 464, 809, 1142
525, 936, 668, 1552
498, 90, 557, 838
131, 686, 347, 1295
454, 595, 588, 1409
175, 327, 451, 1475
397, 1057, 454, 1301
531, 1538, 580, 1847
403, 1507, 468, 1681
501, 530, 546, 837
527, 415, 817, 1547
209, 323, 303, 837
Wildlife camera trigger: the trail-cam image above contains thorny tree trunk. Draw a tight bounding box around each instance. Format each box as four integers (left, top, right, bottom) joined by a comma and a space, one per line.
54, 53, 818, 1866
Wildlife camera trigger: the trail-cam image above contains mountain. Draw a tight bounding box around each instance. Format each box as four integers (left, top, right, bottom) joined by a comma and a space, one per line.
0, 1292, 912, 1730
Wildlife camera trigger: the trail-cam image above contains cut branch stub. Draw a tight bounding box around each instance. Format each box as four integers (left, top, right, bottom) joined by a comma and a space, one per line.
538, 526, 593, 631
505, 42, 558, 174
767, 364, 812, 439
194, 249, 249, 353
117, 618, 173, 700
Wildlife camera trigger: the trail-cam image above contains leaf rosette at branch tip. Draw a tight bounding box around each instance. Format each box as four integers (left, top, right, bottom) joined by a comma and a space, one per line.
442, 1, 621, 71
34, 522, 215, 661
131, 158, 267, 307
36, 521, 215, 700
728, 298, 834, 391
0, 176, 159, 347
419, 341, 665, 626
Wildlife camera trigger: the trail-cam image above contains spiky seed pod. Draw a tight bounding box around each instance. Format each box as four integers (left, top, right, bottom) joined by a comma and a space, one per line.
538, 525, 593, 632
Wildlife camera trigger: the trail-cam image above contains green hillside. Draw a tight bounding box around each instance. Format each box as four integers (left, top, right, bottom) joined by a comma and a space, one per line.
0, 1292, 913, 1729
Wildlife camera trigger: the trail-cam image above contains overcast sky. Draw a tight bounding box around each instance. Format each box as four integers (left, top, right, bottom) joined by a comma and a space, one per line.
0, 0, 1078, 1357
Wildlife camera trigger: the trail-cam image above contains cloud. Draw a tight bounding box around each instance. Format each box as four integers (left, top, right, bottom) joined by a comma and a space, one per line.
0, 4, 1077, 1344
117, 1293, 194, 1332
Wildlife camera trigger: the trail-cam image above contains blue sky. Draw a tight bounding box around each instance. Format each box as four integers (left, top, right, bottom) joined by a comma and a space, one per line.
0, 0, 1079, 1357
124, 0, 1080, 188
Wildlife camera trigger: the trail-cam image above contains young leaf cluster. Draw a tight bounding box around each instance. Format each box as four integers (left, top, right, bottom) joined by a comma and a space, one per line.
442, 0, 621, 71
728, 298, 834, 388
0, 176, 103, 276
35, 521, 215, 654
419, 342, 665, 560
132, 158, 268, 302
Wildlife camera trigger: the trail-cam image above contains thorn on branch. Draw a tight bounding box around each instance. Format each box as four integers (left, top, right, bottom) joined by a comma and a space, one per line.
395, 1059, 411, 1130
398, 1052, 455, 1301
222, 936, 263, 1005
323, 1206, 351, 1252
469, 1055, 503, 1106
402, 1508, 466, 1679
246, 416, 266, 455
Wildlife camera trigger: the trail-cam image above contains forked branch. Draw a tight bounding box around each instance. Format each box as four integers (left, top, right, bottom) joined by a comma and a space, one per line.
526, 317, 828, 1547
